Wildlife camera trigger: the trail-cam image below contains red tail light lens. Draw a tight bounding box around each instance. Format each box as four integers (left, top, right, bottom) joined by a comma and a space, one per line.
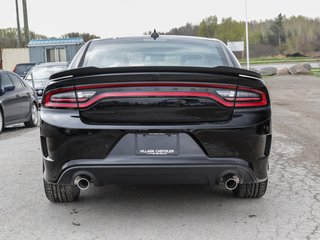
43, 88, 96, 108
43, 83, 268, 109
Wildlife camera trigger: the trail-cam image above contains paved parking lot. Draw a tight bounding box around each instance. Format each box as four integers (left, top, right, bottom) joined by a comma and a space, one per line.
0, 75, 320, 240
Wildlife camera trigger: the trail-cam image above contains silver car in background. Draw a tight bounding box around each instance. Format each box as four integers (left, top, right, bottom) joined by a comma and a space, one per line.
24, 62, 69, 103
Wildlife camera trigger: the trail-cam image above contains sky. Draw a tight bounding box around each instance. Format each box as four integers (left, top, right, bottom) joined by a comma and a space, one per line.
1, 0, 319, 38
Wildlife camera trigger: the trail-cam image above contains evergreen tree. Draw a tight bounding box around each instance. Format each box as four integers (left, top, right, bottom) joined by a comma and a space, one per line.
268, 14, 286, 46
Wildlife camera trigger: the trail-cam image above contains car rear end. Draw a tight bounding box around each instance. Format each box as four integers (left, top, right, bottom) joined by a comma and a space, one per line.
40, 36, 271, 202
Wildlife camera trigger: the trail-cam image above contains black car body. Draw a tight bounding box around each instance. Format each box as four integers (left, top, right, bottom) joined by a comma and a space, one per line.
40, 36, 271, 202
24, 62, 69, 103
0, 70, 39, 133
13, 63, 37, 78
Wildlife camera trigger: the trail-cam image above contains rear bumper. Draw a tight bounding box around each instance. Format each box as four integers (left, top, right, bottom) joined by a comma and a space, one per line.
53, 163, 262, 186
40, 106, 271, 186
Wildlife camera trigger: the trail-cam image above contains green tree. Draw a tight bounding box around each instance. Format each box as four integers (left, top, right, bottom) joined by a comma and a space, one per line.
197, 16, 218, 38
166, 23, 198, 36
268, 14, 286, 46
29, 31, 47, 40
0, 28, 47, 49
0, 28, 18, 48
61, 32, 100, 42
215, 18, 245, 42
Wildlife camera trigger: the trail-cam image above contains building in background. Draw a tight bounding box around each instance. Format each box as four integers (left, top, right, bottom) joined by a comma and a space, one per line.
28, 37, 84, 64
1, 48, 30, 71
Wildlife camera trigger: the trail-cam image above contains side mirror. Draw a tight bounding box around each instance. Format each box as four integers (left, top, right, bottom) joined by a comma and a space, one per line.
3, 85, 15, 92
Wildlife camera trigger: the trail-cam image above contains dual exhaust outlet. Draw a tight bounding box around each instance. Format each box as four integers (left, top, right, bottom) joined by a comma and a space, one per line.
222, 174, 240, 191
74, 174, 240, 191
74, 176, 90, 190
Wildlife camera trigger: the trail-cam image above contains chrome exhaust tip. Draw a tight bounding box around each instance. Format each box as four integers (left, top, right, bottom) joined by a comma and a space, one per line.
223, 175, 240, 191
74, 176, 90, 190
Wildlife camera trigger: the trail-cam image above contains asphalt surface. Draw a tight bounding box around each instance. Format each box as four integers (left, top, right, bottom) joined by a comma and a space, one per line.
0, 75, 320, 240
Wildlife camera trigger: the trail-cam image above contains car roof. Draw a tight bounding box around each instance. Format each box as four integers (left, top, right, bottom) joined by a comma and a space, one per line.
91, 35, 222, 44
15, 63, 37, 66
0, 70, 24, 77
36, 62, 69, 67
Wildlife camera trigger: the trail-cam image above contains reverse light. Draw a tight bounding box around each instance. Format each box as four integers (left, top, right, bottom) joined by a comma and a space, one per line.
216, 88, 267, 107
236, 90, 261, 101
50, 91, 77, 103
216, 90, 236, 99
77, 91, 96, 100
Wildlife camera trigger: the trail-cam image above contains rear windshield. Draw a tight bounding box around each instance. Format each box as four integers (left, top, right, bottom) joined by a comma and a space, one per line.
27, 65, 68, 80
15, 64, 35, 75
82, 38, 235, 68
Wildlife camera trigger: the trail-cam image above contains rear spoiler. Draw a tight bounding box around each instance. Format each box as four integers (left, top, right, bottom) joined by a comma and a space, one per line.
50, 66, 261, 80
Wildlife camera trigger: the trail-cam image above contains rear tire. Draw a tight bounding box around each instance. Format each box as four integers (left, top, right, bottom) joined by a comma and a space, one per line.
43, 179, 80, 203
233, 179, 268, 198
24, 103, 39, 127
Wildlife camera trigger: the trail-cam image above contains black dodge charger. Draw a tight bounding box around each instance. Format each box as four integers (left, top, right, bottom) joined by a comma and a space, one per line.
41, 35, 271, 202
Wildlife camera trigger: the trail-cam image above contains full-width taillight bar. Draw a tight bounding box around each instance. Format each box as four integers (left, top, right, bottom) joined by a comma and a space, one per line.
43, 82, 268, 109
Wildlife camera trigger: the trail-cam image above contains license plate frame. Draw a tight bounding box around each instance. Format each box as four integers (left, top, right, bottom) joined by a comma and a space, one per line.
135, 133, 179, 156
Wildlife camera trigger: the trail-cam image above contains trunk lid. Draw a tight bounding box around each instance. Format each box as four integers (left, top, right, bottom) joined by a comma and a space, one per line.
70, 68, 240, 124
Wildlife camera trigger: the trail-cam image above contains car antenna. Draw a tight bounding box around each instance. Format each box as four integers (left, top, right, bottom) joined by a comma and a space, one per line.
151, 29, 159, 40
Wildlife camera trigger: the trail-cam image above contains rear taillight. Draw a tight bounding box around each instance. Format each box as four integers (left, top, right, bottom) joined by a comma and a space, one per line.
50, 91, 77, 103
43, 88, 96, 108
216, 87, 268, 107
43, 83, 268, 109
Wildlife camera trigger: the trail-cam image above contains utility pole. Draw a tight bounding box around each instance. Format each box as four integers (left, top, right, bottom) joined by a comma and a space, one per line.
15, 0, 23, 47
22, 0, 30, 46
245, 0, 250, 70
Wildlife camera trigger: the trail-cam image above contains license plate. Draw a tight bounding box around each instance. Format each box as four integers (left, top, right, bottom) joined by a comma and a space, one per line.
135, 133, 179, 156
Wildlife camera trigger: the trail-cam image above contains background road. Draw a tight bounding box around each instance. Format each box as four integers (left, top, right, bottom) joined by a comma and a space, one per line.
0, 76, 320, 240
